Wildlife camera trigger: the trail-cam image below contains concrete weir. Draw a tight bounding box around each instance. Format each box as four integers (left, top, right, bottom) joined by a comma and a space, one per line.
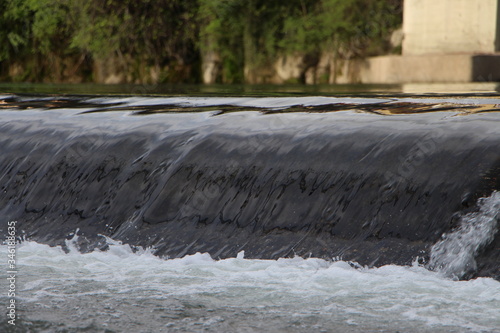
0, 94, 499, 280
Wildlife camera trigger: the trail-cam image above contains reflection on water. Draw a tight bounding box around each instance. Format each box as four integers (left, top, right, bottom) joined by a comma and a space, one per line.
0, 99, 498, 116
0, 82, 500, 96
0, 82, 499, 96
2, 92, 500, 116
0, 82, 401, 96
403, 83, 500, 94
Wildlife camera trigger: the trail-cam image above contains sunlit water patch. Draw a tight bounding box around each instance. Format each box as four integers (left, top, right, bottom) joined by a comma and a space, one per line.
1, 239, 499, 333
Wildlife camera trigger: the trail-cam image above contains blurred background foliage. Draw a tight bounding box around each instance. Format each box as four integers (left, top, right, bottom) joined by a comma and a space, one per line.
0, 0, 402, 83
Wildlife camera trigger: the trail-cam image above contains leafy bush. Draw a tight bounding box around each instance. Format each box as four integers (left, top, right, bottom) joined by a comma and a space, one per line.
0, 0, 402, 83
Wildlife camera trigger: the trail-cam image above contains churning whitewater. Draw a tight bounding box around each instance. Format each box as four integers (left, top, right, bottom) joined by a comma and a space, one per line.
0, 238, 499, 333
429, 191, 500, 280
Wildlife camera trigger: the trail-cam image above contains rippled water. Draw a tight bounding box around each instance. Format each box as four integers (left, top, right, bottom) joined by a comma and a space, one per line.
1, 239, 499, 333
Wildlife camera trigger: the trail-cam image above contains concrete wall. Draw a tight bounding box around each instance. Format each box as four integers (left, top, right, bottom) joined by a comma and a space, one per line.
341, 54, 500, 84
361, 55, 474, 83
403, 0, 500, 55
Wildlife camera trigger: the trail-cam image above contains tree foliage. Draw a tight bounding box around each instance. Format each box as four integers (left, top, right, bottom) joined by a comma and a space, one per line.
0, 0, 402, 83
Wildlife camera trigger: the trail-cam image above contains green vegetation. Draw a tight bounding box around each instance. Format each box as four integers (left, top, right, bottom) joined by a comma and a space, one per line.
0, 0, 402, 83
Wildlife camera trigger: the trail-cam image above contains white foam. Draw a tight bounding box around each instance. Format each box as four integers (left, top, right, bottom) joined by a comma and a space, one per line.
429, 191, 500, 279
1, 238, 498, 332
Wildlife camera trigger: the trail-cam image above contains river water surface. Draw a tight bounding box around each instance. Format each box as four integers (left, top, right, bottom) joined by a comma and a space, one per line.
1, 83, 500, 332
1, 238, 499, 333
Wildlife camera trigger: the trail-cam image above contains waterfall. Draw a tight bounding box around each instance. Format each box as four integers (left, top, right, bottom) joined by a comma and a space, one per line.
429, 192, 500, 279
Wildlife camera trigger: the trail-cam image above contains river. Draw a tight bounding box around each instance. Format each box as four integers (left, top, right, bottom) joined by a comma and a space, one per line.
1, 83, 499, 332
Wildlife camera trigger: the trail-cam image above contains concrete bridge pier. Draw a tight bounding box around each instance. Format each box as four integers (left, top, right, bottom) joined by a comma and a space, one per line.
355, 0, 500, 83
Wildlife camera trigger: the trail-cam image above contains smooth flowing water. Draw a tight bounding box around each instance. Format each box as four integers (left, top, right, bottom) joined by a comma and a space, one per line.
1, 87, 499, 332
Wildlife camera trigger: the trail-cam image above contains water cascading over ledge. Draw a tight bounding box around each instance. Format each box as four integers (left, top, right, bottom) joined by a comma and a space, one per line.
0, 94, 499, 280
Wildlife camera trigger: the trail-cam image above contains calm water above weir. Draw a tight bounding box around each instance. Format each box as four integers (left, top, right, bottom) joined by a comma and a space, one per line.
0, 86, 499, 332
1, 81, 500, 96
